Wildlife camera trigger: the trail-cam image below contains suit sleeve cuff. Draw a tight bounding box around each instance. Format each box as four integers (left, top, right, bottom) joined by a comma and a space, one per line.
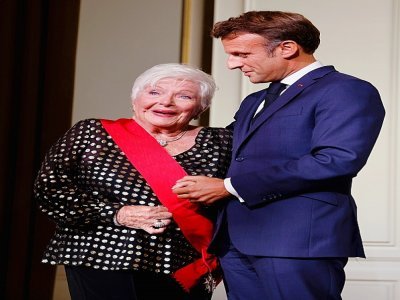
224, 178, 245, 203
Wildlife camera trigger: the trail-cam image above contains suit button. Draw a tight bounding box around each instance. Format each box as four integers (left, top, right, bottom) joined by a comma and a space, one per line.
235, 157, 245, 162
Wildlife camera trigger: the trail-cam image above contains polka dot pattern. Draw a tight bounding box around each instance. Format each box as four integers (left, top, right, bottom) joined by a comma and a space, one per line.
34, 119, 232, 274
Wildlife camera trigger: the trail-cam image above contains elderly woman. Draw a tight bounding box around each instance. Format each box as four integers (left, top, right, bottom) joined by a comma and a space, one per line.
34, 63, 232, 300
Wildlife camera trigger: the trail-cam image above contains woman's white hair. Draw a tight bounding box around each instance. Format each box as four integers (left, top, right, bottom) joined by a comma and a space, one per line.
131, 63, 217, 112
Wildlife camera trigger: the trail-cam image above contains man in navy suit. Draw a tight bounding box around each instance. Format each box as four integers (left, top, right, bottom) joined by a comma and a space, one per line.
173, 11, 385, 299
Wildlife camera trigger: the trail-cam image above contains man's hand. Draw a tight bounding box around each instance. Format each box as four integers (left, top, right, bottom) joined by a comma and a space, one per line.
172, 176, 231, 205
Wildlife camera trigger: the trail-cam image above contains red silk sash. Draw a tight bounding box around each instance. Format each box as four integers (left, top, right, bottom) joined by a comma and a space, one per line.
101, 118, 219, 291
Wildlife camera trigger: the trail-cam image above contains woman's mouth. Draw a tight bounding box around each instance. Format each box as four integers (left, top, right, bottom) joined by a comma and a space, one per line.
152, 110, 176, 117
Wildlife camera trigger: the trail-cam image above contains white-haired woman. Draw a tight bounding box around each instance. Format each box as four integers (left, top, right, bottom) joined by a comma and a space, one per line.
34, 63, 232, 299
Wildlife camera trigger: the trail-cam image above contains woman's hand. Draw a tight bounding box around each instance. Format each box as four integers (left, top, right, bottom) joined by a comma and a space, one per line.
116, 205, 173, 234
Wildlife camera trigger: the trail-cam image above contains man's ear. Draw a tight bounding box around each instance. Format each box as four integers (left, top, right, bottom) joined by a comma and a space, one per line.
279, 40, 299, 58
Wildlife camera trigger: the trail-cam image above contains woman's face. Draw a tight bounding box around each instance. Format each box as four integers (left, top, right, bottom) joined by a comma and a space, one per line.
132, 78, 202, 132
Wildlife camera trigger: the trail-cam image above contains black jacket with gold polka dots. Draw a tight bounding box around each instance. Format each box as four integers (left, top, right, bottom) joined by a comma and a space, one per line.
34, 119, 232, 274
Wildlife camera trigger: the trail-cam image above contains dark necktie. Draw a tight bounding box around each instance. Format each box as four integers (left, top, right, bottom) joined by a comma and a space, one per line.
252, 81, 287, 121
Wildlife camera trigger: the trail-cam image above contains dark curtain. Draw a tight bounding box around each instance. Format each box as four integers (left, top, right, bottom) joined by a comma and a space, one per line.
0, 0, 80, 299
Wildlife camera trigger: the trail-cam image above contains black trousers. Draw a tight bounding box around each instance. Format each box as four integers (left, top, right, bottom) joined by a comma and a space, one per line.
64, 266, 211, 300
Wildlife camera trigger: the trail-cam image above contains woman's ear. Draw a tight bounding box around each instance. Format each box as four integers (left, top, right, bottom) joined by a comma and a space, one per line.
279, 40, 299, 58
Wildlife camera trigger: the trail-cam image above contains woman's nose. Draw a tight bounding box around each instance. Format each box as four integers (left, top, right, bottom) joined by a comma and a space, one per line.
158, 94, 174, 105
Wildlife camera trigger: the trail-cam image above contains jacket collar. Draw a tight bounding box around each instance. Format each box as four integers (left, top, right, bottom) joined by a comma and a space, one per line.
234, 65, 337, 151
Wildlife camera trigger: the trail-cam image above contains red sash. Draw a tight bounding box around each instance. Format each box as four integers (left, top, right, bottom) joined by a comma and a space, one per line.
101, 118, 219, 291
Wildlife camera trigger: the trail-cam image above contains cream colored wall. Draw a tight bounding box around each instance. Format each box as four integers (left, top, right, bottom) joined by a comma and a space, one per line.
211, 1, 400, 299
71, 0, 182, 124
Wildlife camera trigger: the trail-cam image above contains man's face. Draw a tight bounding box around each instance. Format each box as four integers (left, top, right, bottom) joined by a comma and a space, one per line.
221, 33, 287, 83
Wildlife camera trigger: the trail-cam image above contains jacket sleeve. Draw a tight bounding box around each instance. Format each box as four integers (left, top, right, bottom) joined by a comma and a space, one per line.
34, 119, 123, 227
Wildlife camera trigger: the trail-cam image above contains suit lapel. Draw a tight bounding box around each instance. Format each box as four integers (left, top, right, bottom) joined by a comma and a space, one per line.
238, 66, 336, 147
233, 89, 268, 145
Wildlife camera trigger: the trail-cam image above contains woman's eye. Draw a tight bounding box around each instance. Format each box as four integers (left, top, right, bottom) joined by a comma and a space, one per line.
149, 90, 160, 95
178, 94, 194, 100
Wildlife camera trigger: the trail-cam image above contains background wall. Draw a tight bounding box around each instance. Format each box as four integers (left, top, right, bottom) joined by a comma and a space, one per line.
72, 0, 183, 123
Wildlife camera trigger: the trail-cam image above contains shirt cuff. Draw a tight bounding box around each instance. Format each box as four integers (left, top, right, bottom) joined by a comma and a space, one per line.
224, 178, 245, 203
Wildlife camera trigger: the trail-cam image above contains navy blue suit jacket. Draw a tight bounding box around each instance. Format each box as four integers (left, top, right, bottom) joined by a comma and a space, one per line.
211, 66, 385, 258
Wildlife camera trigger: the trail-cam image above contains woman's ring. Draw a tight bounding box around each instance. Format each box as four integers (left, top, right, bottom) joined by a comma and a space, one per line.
153, 219, 166, 228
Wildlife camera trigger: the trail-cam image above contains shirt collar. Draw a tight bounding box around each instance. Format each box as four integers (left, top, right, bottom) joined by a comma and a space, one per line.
281, 61, 323, 86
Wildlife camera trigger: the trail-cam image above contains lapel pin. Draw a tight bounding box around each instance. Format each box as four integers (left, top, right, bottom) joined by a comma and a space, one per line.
297, 83, 304, 87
